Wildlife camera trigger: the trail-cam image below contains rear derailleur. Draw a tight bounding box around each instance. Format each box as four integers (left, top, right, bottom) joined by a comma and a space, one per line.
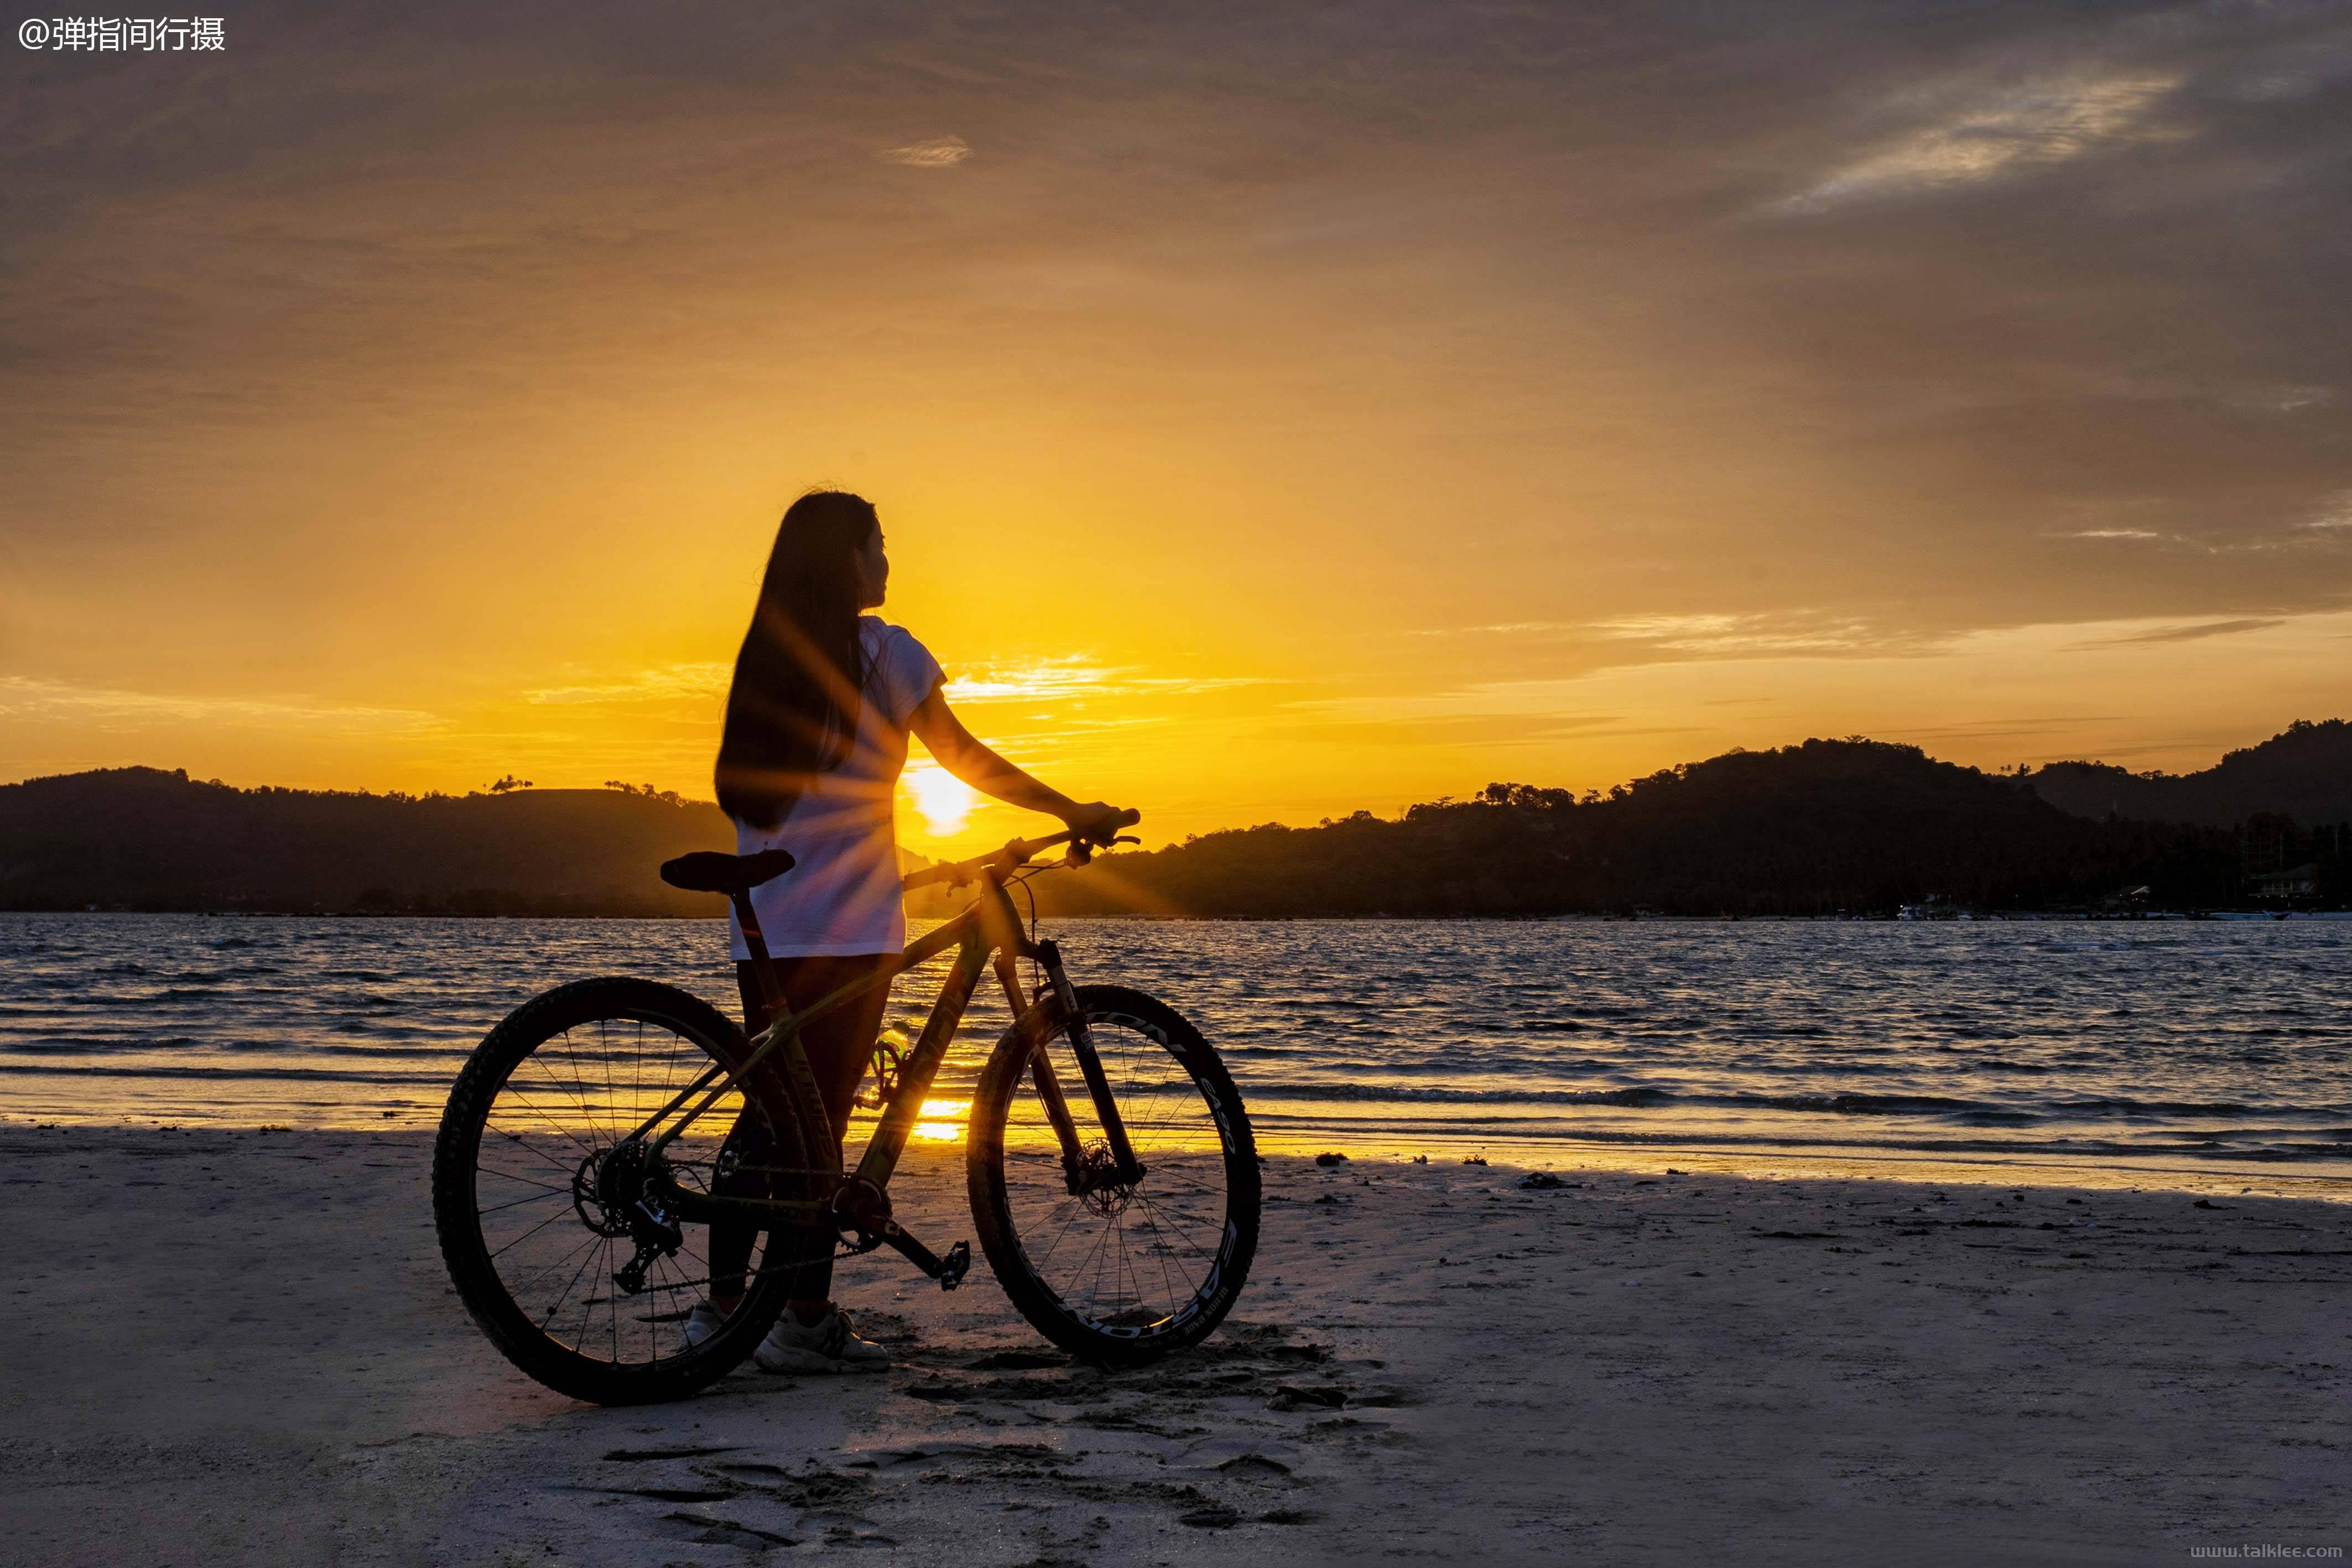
572, 1140, 683, 1295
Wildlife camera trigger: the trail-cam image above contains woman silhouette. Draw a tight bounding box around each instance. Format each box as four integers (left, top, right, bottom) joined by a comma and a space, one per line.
685, 489, 1122, 1373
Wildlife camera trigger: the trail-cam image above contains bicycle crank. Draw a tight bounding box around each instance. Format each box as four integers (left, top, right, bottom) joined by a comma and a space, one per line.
856, 1220, 971, 1291
825, 1176, 968, 1290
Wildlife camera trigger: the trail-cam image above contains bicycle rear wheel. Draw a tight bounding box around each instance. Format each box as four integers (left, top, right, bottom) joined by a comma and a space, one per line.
431, 977, 823, 1404
967, 983, 1258, 1366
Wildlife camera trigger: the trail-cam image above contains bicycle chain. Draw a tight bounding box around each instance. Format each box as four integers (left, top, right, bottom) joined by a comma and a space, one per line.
648, 1158, 893, 1299
629, 1240, 884, 1298
679, 1146, 843, 1182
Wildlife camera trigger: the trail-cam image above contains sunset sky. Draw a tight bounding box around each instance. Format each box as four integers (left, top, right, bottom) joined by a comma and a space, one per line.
6, 1, 2349, 853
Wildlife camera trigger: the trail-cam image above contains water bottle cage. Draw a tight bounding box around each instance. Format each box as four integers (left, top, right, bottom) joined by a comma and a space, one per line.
852, 1038, 907, 1112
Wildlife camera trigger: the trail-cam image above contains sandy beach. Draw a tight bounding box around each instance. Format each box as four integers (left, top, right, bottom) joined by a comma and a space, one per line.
5, 1122, 2346, 1566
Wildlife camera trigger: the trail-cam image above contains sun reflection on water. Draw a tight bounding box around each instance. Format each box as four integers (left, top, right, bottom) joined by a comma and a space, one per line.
913, 1097, 969, 1142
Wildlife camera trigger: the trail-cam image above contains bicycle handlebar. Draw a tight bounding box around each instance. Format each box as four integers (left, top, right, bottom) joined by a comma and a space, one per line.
901, 808, 1140, 892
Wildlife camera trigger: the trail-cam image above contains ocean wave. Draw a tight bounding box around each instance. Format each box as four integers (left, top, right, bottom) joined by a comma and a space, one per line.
1242, 1082, 1680, 1107
1226, 1080, 2348, 1125
0, 1062, 456, 1084
6, 911, 2350, 1164
1239, 1113, 2352, 1164
0, 1036, 201, 1054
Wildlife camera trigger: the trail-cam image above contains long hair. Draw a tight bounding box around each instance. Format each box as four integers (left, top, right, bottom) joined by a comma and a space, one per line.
714, 490, 878, 830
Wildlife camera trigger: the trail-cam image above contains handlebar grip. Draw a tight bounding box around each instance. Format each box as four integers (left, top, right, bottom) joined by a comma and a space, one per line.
1087, 808, 1141, 836
901, 864, 961, 892
1073, 807, 1141, 850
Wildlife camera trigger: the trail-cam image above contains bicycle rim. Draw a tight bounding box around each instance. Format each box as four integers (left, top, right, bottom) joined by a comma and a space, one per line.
436, 978, 811, 1397
972, 984, 1257, 1361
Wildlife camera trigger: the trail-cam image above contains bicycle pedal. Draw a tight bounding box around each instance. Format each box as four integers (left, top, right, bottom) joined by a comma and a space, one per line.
938, 1240, 971, 1292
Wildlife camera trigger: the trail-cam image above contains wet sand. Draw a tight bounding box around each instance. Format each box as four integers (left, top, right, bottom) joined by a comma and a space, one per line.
4, 1124, 2347, 1565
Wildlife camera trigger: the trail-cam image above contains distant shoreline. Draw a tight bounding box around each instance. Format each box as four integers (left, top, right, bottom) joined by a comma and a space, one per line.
10, 731, 2350, 919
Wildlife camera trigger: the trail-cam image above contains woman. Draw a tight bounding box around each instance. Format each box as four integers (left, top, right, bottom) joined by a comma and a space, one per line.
683, 488, 1122, 1374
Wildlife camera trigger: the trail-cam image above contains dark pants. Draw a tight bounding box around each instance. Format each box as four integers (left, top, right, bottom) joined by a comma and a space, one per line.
709, 953, 894, 1305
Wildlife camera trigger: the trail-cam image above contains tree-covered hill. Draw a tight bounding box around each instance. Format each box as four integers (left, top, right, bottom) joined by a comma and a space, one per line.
2030, 718, 2352, 828
0, 768, 737, 914
0, 767, 948, 917
1034, 738, 2250, 918
8, 730, 2344, 916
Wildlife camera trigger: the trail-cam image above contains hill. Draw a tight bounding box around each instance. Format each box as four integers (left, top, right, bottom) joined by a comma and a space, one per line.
7, 733, 2342, 918
1030, 738, 2252, 918
0, 768, 934, 917
2030, 719, 2352, 828
0, 769, 742, 915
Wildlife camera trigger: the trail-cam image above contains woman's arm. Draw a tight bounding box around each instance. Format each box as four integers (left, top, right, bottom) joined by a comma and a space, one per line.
908, 686, 1117, 831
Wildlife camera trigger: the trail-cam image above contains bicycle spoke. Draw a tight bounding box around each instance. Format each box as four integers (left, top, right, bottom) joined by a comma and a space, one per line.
455, 995, 785, 1373
984, 992, 1256, 1359
489, 1202, 580, 1262
481, 1130, 586, 1180
538, 1234, 605, 1332
529, 1038, 602, 1137
489, 1081, 599, 1155
478, 1187, 569, 1218
476, 1162, 571, 1193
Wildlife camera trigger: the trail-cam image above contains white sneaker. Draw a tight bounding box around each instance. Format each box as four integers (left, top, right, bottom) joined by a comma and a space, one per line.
677, 1301, 726, 1353
754, 1307, 889, 1374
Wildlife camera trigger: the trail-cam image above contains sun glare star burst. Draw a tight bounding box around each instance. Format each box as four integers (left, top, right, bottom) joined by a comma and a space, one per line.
905, 762, 975, 837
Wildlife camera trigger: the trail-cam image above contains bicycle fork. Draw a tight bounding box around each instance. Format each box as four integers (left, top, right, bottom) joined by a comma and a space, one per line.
1025, 939, 1147, 1195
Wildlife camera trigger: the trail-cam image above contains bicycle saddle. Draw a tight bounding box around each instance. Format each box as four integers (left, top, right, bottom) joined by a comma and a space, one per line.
658, 848, 797, 894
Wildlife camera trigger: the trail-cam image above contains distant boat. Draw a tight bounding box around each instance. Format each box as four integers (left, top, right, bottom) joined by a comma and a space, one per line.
1898, 895, 1963, 921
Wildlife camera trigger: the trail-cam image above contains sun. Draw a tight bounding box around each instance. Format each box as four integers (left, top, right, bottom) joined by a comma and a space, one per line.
903, 760, 976, 838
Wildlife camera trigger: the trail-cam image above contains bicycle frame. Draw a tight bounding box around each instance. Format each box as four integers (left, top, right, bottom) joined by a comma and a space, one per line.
620, 855, 1142, 1287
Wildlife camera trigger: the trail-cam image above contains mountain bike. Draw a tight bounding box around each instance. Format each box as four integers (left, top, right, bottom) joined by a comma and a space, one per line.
430, 812, 1260, 1404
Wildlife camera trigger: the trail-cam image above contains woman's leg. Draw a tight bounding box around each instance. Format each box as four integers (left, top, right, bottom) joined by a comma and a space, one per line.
760, 955, 893, 1321
708, 956, 892, 1322
705, 973, 782, 1314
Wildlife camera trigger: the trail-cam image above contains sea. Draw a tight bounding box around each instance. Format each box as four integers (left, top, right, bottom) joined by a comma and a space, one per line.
4, 913, 2349, 1190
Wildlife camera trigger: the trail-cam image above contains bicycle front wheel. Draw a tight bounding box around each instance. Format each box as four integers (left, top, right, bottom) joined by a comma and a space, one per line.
431, 977, 821, 1404
967, 983, 1258, 1366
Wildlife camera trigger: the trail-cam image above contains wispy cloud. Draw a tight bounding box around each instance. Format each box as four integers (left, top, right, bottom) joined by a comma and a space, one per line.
1407, 612, 1929, 660
1779, 71, 2184, 215
1584, 612, 1909, 656
1263, 709, 1651, 748
0, 678, 437, 733
523, 663, 731, 705
2303, 492, 2352, 532
2062, 528, 2169, 541
2079, 618, 2282, 647
1406, 621, 1577, 638
1896, 715, 2126, 743
944, 657, 1265, 703
877, 135, 972, 168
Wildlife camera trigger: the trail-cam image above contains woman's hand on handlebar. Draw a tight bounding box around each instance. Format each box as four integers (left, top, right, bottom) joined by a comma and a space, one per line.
1058, 801, 1136, 845
902, 806, 1139, 891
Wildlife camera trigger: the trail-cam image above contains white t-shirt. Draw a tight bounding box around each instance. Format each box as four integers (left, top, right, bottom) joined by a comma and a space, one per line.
729, 617, 945, 958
